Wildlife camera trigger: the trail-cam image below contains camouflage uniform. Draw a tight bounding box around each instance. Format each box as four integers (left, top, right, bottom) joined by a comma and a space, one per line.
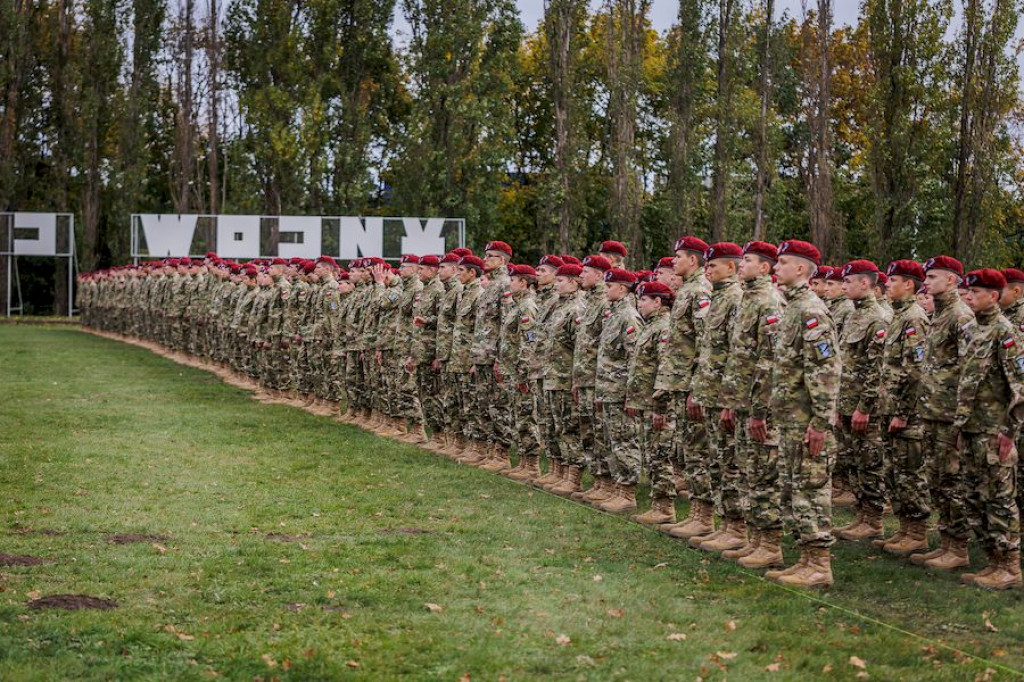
411, 273, 445, 433
771, 282, 841, 548
435, 276, 464, 434
828, 296, 855, 336
595, 296, 643, 484
498, 288, 541, 458
469, 266, 510, 445
529, 283, 560, 451
396, 272, 424, 421
543, 290, 586, 467
450, 278, 483, 440
573, 283, 611, 476
1003, 298, 1024, 518
626, 305, 672, 496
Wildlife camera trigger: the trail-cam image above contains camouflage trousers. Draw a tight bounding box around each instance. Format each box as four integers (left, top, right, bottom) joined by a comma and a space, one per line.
923, 419, 971, 541
677, 394, 711, 506
962, 432, 1020, 553
472, 366, 511, 445
576, 387, 604, 476
779, 425, 835, 549
645, 404, 677, 500
440, 371, 469, 436
706, 408, 744, 522
837, 415, 887, 513
537, 383, 561, 463
398, 362, 422, 423
546, 390, 582, 467
882, 419, 931, 521
418, 364, 444, 433
512, 382, 541, 458
346, 351, 365, 409
740, 418, 782, 532
260, 341, 291, 391
532, 379, 551, 451
598, 402, 641, 485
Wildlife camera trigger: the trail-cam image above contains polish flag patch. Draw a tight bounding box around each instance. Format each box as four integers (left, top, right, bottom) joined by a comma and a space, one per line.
604, 310, 612, 318
905, 326, 917, 336
502, 291, 512, 298
765, 314, 779, 325
698, 299, 711, 309
575, 316, 583, 324
875, 329, 887, 339
521, 316, 531, 324
660, 334, 670, 343
805, 317, 819, 329
1004, 337, 1017, 348
626, 326, 636, 335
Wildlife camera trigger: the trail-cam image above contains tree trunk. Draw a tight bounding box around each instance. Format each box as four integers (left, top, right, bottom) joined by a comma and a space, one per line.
207, 0, 220, 215
752, 0, 773, 240
802, 0, 839, 260
710, 0, 735, 242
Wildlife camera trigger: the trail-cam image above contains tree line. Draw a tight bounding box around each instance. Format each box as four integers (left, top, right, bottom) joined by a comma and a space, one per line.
1, 0, 1022, 312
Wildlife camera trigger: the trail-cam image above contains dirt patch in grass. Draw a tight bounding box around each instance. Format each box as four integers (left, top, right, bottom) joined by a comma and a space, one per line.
27, 594, 118, 610
106, 533, 168, 544
265, 532, 311, 542
0, 553, 51, 566
379, 527, 432, 536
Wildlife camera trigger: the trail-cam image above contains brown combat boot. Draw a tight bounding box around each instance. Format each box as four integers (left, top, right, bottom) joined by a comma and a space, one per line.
661, 503, 698, 534
739, 529, 785, 569
576, 476, 614, 503
961, 548, 1001, 586
924, 537, 970, 571
697, 520, 748, 553
883, 518, 929, 555
480, 445, 512, 472
534, 460, 562, 488
722, 528, 760, 560
764, 552, 807, 581
507, 455, 541, 481
775, 547, 833, 589
910, 533, 949, 565
688, 518, 726, 549
632, 497, 676, 525
672, 464, 691, 500
599, 484, 638, 513
973, 550, 1022, 590
833, 484, 857, 508
836, 507, 883, 542
665, 501, 715, 540
550, 465, 583, 496
873, 516, 907, 549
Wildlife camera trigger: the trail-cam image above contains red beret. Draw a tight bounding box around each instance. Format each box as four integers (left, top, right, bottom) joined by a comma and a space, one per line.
349, 258, 363, 268
510, 264, 538, 278
825, 266, 845, 282
777, 240, 821, 266
706, 242, 743, 260
635, 269, 655, 282
337, 271, 350, 281
965, 268, 1006, 290
538, 255, 565, 269
582, 255, 612, 272
604, 268, 637, 285
875, 271, 888, 286
400, 254, 420, 265
556, 264, 583, 278
674, 235, 710, 255
561, 255, 582, 266
743, 240, 778, 262
452, 247, 474, 257
599, 240, 628, 257
440, 252, 461, 264
243, 265, 259, 276
365, 256, 388, 268
458, 255, 485, 270
180, 257, 193, 266
636, 281, 674, 302
271, 257, 288, 266
485, 240, 513, 257
657, 257, 675, 269
841, 259, 880, 278
419, 255, 440, 267
205, 251, 218, 259
301, 260, 317, 274
924, 255, 963, 277
886, 259, 924, 282
317, 255, 338, 268
1001, 268, 1024, 284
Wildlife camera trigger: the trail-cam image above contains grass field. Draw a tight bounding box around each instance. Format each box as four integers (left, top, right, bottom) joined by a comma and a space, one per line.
1, 324, 1023, 681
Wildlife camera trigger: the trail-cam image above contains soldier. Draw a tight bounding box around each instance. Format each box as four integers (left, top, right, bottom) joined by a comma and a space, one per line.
688, 243, 746, 553
449, 255, 485, 462
657, 236, 713, 540
654, 257, 678, 290
824, 266, 855, 335
1001, 268, 1024, 523
599, 240, 629, 269
629, 281, 676, 525
720, 241, 787, 568
871, 260, 931, 554
393, 254, 425, 441
955, 269, 1023, 590
833, 260, 890, 542
530, 255, 566, 484
434, 253, 466, 454
909, 255, 976, 570
764, 239, 841, 589
810, 266, 831, 301
593, 268, 643, 512
409, 255, 445, 445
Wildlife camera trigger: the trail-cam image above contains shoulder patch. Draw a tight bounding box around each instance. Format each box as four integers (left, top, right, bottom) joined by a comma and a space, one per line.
1003, 337, 1016, 349
604, 310, 612, 318
697, 298, 711, 309
913, 345, 925, 363
875, 329, 887, 339
503, 291, 512, 298
626, 326, 636, 335
765, 314, 779, 325
815, 340, 834, 359
575, 316, 583, 324
805, 317, 819, 329
905, 326, 916, 336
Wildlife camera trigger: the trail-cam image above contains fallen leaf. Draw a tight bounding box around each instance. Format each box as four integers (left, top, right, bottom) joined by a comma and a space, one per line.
555, 634, 571, 646
177, 632, 194, 641
260, 654, 277, 669
765, 663, 781, 672
606, 609, 625, 619
281, 659, 292, 671
716, 651, 738, 660
576, 655, 595, 667
666, 633, 687, 641
152, 543, 168, 554
849, 656, 867, 669
856, 673, 870, 680
653, 562, 668, 569
327, 590, 336, 599
346, 660, 360, 669
27, 590, 41, 600
458, 674, 471, 682
984, 617, 998, 633
725, 620, 737, 632
822, 664, 834, 673
424, 603, 444, 613
592, 575, 602, 582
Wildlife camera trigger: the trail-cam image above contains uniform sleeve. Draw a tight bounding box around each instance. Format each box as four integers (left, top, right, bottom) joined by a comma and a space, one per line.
856, 317, 888, 415
749, 316, 777, 420
953, 336, 994, 430
998, 336, 1024, 437
802, 320, 842, 432
890, 317, 928, 418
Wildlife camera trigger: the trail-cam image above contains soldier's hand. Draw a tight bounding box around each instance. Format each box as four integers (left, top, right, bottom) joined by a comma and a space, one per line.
626, 407, 637, 418
571, 387, 579, 405
470, 364, 477, 376
851, 409, 870, 434
651, 413, 666, 430
413, 316, 426, 328
293, 334, 302, 344
748, 417, 768, 443
262, 341, 272, 350
594, 401, 603, 415
686, 395, 703, 421
804, 426, 825, 457
888, 416, 908, 433
375, 350, 383, 365
405, 358, 416, 373
280, 339, 290, 349
431, 359, 443, 373
720, 408, 736, 431
493, 363, 503, 383
834, 413, 844, 430
998, 431, 1017, 464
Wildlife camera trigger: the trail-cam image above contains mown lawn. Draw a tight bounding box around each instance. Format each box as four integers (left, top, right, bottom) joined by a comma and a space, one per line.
1, 324, 1022, 681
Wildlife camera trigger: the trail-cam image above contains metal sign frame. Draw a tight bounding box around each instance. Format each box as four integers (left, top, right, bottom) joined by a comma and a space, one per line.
1, 213, 76, 318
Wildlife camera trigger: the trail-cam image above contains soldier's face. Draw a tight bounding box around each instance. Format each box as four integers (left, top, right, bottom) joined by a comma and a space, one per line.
605, 282, 628, 302
916, 291, 934, 314
339, 281, 354, 294
924, 269, 956, 295
809, 278, 825, 296
602, 253, 623, 268
637, 295, 662, 318
656, 268, 675, 287
964, 287, 1000, 313
580, 267, 602, 289
773, 255, 807, 287
739, 254, 770, 281
705, 258, 736, 284
484, 252, 506, 271
824, 280, 844, 299
457, 267, 476, 285
554, 276, 579, 295
1000, 284, 1022, 308
842, 274, 873, 300
537, 266, 557, 285
438, 264, 456, 281
510, 276, 530, 294
887, 275, 916, 301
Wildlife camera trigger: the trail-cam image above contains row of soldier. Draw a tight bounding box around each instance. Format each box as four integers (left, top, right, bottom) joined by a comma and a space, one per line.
77, 237, 1024, 590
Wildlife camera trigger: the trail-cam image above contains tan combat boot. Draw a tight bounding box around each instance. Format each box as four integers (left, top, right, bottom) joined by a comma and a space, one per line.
697, 520, 748, 553
910, 533, 949, 565
507, 455, 541, 481
883, 518, 929, 555
598, 484, 638, 513
973, 550, 1022, 590
961, 548, 1000, 586
550, 465, 583, 496
534, 460, 562, 488
688, 518, 726, 549
673, 464, 691, 500
836, 507, 883, 542
576, 476, 614, 503
924, 537, 970, 571
873, 516, 907, 549
722, 528, 760, 560
665, 501, 715, 540
480, 445, 512, 472
571, 476, 601, 502
661, 503, 698, 535
833, 483, 856, 508
632, 497, 676, 525
738, 529, 785, 569
776, 547, 833, 589
764, 552, 807, 581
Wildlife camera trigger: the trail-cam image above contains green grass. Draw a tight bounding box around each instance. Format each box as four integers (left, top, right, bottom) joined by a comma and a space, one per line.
1, 325, 1022, 681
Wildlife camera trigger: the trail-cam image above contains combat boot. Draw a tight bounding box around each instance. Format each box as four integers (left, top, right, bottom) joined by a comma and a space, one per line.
961, 548, 1000, 586
873, 516, 907, 549
550, 465, 583, 496
507, 455, 540, 481
697, 520, 747, 553
775, 547, 833, 589
672, 464, 691, 500
665, 501, 715, 540
765, 551, 808, 581
924, 538, 970, 571
973, 550, 1022, 590
883, 518, 929, 555
575, 476, 614, 503
688, 518, 726, 549
503, 453, 528, 477
722, 528, 760, 560
661, 503, 698, 535
480, 445, 512, 472
738, 530, 785, 569
632, 497, 676, 525
836, 506, 883, 542
832, 482, 856, 508
598, 484, 638, 513
910, 533, 949, 565
534, 460, 562, 488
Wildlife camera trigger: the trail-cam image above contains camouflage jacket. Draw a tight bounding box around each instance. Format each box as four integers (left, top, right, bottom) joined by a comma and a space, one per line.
344, 283, 370, 351
721, 275, 785, 418
626, 306, 669, 411
450, 278, 482, 373
542, 291, 586, 391
527, 283, 560, 381
370, 277, 404, 351
595, 296, 642, 403
918, 290, 975, 423
770, 282, 842, 432
877, 295, 894, 324
837, 295, 888, 416
954, 305, 1024, 437
1004, 299, 1024, 334
411, 275, 445, 365
654, 270, 711, 394
469, 265, 510, 366
267, 278, 292, 340
498, 289, 539, 382
247, 284, 273, 343
692, 276, 743, 409
435, 278, 463, 365
878, 297, 929, 418
828, 296, 855, 336
314, 278, 341, 343
288, 279, 312, 339
396, 274, 424, 349
572, 283, 610, 389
